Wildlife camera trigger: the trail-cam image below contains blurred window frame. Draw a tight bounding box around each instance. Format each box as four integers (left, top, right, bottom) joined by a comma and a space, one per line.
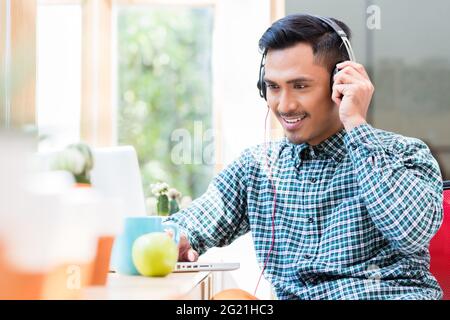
1, 0, 37, 130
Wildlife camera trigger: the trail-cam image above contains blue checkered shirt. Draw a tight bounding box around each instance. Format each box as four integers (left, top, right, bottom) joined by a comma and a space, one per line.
166, 123, 444, 300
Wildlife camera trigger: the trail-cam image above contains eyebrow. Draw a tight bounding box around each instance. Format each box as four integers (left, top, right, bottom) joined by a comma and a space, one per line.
264, 77, 314, 84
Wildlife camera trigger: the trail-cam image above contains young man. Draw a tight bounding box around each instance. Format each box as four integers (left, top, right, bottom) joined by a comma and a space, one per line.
166, 14, 444, 300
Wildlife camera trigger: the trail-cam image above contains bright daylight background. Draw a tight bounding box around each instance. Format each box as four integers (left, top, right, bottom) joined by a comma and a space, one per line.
26, 0, 450, 299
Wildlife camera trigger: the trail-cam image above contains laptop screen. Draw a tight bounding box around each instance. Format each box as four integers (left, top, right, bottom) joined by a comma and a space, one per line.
90, 146, 147, 217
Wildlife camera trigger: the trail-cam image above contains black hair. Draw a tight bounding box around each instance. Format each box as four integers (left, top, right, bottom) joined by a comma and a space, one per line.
258, 14, 352, 74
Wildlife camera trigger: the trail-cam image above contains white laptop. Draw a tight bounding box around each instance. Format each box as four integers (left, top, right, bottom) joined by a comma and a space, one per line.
173, 262, 240, 273
90, 146, 240, 273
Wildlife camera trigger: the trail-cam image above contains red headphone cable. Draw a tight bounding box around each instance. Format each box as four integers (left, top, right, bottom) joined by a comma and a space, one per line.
253, 107, 278, 297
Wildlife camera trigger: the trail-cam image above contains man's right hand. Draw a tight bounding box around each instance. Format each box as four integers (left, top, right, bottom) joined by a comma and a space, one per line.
178, 233, 199, 262
166, 230, 199, 262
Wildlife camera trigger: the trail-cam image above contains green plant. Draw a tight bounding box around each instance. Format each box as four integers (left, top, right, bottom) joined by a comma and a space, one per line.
151, 182, 169, 216
150, 182, 182, 216
51, 142, 94, 184
168, 188, 181, 214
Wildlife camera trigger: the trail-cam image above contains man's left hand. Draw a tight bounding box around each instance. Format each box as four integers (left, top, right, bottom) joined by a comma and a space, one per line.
332, 61, 374, 132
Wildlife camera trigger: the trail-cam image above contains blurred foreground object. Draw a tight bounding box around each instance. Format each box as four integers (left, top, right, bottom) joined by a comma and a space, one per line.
0, 131, 123, 299
211, 288, 259, 300
50, 142, 94, 186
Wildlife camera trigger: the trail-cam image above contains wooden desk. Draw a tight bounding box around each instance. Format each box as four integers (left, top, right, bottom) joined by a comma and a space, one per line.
83, 271, 214, 300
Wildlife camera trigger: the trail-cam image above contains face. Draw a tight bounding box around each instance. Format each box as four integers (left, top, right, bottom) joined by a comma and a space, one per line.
264, 42, 343, 145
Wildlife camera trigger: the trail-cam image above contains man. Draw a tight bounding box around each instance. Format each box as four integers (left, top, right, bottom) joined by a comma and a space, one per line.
166, 14, 444, 300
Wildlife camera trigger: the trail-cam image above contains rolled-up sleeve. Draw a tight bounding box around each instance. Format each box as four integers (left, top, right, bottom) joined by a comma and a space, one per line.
165, 150, 250, 255
344, 123, 443, 254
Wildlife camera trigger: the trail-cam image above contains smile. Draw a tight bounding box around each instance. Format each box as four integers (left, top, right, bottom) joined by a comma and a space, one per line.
280, 114, 307, 130
282, 115, 307, 123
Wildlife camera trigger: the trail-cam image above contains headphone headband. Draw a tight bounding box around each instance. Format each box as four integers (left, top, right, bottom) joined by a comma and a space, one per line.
315, 16, 346, 36
314, 15, 356, 62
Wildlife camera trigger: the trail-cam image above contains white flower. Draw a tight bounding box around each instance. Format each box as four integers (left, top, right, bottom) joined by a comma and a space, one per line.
159, 182, 169, 190
167, 188, 181, 200
150, 182, 169, 196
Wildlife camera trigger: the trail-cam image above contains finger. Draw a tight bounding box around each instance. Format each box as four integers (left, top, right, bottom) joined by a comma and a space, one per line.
331, 83, 343, 106
332, 83, 355, 106
178, 248, 190, 262
336, 61, 370, 79
165, 229, 174, 239
333, 71, 365, 85
187, 249, 199, 262
334, 66, 366, 84
176, 233, 199, 262
332, 83, 355, 95
179, 248, 198, 262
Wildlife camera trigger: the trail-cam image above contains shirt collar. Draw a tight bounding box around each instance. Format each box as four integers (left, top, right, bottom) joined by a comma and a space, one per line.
281, 127, 348, 165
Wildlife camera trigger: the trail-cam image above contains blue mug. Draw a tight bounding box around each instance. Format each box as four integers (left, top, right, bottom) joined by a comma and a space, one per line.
111, 216, 180, 275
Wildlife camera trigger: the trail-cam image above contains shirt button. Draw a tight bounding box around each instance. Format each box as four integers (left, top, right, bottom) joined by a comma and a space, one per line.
308, 217, 314, 223
351, 143, 357, 150
304, 254, 313, 260
310, 177, 317, 183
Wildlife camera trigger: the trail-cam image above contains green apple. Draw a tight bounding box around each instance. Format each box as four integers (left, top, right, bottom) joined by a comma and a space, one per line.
132, 232, 179, 277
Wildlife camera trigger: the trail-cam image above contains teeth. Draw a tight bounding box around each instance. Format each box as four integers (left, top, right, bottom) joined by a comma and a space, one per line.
283, 115, 306, 123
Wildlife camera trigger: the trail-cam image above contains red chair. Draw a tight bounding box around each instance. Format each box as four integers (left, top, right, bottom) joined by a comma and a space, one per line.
429, 180, 450, 300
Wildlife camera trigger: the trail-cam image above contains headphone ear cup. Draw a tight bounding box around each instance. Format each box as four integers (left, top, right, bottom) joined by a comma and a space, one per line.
262, 82, 267, 101
330, 66, 339, 92
257, 69, 267, 101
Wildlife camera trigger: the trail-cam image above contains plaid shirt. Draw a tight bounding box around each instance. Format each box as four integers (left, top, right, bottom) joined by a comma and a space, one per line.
166, 123, 444, 300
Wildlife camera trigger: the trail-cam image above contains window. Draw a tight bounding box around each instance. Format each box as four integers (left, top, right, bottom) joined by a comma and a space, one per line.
1, 0, 37, 130
37, 3, 82, 151
36, 1, 215, 198
115, 5, 214, 198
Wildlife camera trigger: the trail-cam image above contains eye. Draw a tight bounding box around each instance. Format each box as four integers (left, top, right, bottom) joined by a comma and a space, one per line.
266, 84, 279, 90
294, 84, 306, 89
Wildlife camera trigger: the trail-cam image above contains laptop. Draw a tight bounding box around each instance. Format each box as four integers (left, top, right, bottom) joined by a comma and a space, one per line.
90, 146, 240, 273
173, 262, 240, 273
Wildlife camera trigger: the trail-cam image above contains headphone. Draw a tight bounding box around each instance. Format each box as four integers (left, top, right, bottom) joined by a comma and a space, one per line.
253, 15, 356, 297
257, 15, 356, 101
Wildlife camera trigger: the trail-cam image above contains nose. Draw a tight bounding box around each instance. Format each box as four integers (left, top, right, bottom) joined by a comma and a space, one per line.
276, 90, 298, 115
